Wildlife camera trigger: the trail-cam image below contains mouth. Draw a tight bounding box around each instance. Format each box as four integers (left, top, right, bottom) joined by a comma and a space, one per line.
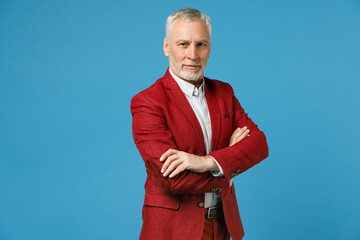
183, 64, 201, 71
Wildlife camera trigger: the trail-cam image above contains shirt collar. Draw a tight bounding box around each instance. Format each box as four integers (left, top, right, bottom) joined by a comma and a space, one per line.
169, 68, 205, 97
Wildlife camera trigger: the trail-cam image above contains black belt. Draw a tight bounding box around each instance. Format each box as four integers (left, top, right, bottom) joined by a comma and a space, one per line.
205, 206, 222, 219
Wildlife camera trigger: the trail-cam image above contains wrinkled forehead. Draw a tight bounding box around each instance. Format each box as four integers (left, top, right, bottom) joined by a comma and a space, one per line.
167, 19, 211, 41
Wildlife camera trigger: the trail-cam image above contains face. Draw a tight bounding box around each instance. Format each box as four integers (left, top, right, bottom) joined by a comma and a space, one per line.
163, 19, 211, 82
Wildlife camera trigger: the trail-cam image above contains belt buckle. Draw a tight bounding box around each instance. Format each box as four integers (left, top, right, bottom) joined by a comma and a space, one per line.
206, 206, 219, 219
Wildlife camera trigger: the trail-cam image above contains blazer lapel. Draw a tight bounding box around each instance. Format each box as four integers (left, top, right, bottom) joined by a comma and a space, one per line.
204, 79, 221, 152
162, 70, 206, 154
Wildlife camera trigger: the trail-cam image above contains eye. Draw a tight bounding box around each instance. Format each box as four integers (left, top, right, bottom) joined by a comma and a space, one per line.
178, 42, 187, 47
197, 42, 206, 47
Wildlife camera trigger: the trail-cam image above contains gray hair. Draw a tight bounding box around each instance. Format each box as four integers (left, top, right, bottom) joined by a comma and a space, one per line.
165, 8, 212, 39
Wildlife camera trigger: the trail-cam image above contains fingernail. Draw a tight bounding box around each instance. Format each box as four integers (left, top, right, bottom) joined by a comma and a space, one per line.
161, 168, 164, 173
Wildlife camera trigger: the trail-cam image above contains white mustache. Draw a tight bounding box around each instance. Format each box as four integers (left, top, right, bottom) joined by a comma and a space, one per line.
182, 62, 201, 67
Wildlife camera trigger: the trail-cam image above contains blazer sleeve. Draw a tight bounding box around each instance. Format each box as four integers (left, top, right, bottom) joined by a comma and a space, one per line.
131, 94, 230, 195
208, 84, 269, 183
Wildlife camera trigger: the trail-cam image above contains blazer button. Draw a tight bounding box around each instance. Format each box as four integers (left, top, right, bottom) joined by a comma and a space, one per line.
198, 202, 204, 208
231, 170, 241, 178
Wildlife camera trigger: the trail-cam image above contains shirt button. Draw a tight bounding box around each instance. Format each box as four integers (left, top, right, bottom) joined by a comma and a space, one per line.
198, 202, 204, 208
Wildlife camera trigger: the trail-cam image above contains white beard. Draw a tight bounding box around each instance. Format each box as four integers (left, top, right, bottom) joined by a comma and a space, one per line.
171, 62, 205, 81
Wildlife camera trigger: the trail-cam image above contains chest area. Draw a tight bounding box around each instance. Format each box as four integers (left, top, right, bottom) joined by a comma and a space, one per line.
161, 90, 234, 154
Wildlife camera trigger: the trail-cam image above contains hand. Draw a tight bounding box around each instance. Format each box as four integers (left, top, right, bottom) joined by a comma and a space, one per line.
228, 126, 250, 147
160, 149, 218, 178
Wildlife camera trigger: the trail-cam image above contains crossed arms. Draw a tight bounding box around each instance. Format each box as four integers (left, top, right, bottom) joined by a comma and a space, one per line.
160, 126, 250, 178
131, 86, 268, 195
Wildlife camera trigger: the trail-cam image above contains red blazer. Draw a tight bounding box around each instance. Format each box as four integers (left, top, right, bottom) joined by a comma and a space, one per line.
131, 69, 268, 240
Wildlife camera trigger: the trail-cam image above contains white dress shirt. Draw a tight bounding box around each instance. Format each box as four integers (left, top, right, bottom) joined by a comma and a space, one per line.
169, 69, 224, 208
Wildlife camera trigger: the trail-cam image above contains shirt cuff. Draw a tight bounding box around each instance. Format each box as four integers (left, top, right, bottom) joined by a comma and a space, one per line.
208, 155, 224, 177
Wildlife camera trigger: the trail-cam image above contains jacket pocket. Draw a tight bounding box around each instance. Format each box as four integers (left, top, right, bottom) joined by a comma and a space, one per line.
144, 192, 180, 210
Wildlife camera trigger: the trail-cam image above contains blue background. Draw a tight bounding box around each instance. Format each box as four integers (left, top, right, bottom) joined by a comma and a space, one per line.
1, 0, 359, 239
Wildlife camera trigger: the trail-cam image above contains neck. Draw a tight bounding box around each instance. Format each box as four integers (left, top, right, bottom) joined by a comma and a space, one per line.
183, 78, 203, 88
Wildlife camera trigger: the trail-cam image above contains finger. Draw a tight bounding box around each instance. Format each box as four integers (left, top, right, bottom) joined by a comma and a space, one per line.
233, 129, 250, 143
229, 137, 238, 146
161, 154, 179, 173
232, 127, 242, 136
229, 127, 247, 146
235, 127, 248, 137
169, 164, 187, 178
163, 159, 183, 177
230, 128, 250, 146
236, 128, 247, 138
229, 128, 241, 143
234, 127, 241, 133
237, 129, 250, 141
160, 149, 178, 161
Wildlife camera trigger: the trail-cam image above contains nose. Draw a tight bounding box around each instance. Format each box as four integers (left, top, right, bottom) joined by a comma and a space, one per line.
186, 44, 198, 60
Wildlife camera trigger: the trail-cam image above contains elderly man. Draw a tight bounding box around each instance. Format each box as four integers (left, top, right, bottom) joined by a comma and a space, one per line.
131, 8, 268, 240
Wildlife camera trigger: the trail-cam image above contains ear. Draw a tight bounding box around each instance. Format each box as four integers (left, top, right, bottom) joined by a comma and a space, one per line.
163, 37, 169, 57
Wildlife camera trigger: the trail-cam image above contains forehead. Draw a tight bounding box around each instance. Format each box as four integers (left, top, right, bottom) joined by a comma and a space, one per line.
168, 19, 210, 41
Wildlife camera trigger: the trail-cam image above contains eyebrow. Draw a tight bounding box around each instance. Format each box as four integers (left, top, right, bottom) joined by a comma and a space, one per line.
175, 39, 209, 44
176, 40, 190, 44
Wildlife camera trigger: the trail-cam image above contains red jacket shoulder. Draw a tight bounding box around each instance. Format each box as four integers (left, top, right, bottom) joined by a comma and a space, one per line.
204, 77, 234, 96
130, 76, 169, 112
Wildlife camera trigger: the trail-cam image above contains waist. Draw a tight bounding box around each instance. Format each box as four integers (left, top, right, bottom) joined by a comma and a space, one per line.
205, 205, 223, 219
